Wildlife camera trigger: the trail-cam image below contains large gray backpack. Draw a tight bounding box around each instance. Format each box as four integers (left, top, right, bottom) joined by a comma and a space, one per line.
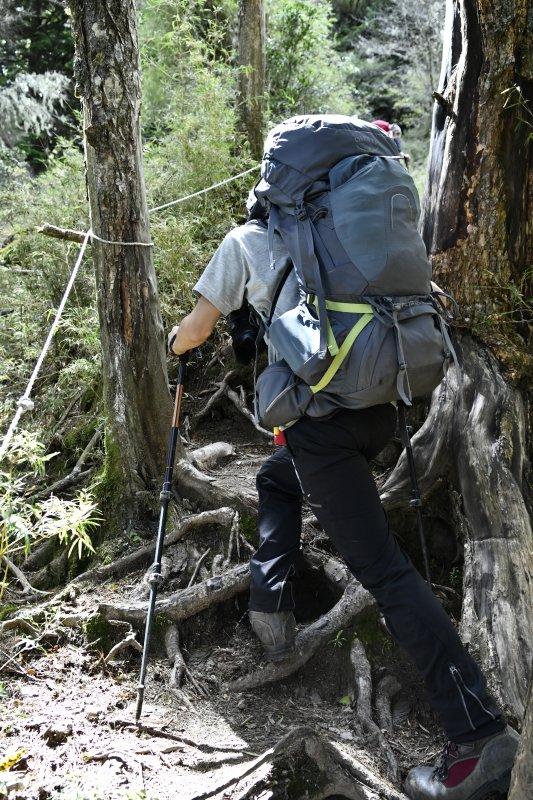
254, 114, 457, 428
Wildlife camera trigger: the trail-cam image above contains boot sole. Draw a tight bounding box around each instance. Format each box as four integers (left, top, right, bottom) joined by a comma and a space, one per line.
468, 770, 511, 800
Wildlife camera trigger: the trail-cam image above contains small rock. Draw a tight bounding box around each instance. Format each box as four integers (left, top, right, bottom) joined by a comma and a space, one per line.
86, 707, 101, 722
43, 723, 73, 747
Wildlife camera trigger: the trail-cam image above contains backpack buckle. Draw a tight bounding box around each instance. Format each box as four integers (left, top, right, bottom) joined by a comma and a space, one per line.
296, 203, 307, 221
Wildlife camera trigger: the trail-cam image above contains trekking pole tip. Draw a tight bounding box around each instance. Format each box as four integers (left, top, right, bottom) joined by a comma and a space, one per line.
135, 686, 144, 723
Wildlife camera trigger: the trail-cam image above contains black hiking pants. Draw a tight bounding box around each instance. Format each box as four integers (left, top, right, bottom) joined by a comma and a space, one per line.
248, 404, 504, 742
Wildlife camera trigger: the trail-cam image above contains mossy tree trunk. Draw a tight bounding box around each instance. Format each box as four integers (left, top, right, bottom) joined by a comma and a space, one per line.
384, 0, 532, 723
237, 0, 266, 160
68, 0, 175, 523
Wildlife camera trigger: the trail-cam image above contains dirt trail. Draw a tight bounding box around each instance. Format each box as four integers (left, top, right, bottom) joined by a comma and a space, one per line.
0, 392, 446, 800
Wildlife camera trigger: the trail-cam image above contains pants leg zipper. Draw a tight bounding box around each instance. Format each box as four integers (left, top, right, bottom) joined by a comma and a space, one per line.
449, 664, 496, 731
276, 565, 295, 611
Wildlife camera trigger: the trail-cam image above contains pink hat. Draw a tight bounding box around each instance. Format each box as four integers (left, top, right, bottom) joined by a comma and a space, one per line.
372, 119, 391, 133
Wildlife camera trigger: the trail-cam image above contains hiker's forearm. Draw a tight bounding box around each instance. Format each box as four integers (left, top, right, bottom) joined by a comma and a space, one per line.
169, 296, 221, 355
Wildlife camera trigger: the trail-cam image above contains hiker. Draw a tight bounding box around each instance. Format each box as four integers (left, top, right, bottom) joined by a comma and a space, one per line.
372, 119, 410, 166
168, 115, 518, 800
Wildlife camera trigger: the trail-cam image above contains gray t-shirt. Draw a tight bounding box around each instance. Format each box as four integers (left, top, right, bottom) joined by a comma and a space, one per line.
194, 221, 300, 361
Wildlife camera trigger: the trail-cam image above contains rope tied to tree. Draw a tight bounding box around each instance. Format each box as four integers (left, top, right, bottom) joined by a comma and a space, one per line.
0, 166, 260, 460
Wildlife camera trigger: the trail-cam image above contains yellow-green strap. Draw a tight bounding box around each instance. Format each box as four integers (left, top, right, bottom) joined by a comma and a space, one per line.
310, 313, 373, 394
324, 299, 373, 313
309, 296, 372, 357
326, 317, 339, 356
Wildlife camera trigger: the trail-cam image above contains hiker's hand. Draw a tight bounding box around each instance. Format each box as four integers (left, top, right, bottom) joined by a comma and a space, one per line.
168, 325, 185, 355
168, 297, 222, 356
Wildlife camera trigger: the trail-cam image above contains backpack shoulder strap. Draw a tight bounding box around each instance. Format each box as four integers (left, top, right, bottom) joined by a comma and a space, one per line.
267, 259, 295, 327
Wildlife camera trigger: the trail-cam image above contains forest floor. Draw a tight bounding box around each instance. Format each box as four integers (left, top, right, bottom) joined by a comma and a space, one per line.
1, 371, 460, 800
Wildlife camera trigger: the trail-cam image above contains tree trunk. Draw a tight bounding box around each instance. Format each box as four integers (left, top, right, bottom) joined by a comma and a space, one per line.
509, 680, 533, 799
68, 0, 174, 521
422, 0, 532, 346
395, 0, 533, 722
237, 0, 266, 160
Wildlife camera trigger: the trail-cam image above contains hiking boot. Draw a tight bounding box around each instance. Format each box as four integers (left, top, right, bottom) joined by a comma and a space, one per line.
249, 610, 296, 662
405, 726, 520, 800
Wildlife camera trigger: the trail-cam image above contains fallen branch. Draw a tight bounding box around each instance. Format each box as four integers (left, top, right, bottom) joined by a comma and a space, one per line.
37, 223, 88, 243
228, 579, 373, 692
99, 562, 251, 625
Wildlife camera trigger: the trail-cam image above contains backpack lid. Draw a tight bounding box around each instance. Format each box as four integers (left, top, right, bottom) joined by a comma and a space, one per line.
256, 114, 399, 205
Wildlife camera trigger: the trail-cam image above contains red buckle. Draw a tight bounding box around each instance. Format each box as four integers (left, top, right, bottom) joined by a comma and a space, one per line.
273, 427, 287, 446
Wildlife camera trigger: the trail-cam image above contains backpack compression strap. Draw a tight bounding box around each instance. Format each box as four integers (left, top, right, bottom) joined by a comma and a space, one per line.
310, 301, 373, 394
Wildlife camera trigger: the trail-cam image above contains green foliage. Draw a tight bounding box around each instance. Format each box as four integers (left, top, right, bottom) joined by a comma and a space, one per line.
0, 432, 100, 596
329, 629, 347, 648
0, 0, 442, 560
267, 0, 353, 119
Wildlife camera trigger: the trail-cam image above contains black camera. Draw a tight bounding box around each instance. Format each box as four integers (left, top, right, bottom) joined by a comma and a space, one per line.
228, 300, 264, 366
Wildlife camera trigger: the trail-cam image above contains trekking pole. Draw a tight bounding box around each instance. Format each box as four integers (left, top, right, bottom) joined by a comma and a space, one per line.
135, 351, 188, 722
397, 401, 431, 585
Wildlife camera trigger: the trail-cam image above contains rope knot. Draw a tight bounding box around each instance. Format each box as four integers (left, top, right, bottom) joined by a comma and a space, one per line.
17, 397, 35, 412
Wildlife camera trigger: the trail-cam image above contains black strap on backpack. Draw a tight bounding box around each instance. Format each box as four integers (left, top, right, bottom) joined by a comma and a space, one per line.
253, 259, 295, 422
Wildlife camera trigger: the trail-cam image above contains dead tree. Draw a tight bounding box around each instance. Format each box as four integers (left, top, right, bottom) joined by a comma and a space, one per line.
68, 0, 174, 520
509, 680, 532, 800
384, 0, 532, 721
237, 0, 266, 160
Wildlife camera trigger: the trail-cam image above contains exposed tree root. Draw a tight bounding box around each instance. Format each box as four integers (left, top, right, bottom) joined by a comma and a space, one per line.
228, 579, 373, 692
188, 725, 407, 800
192, 371, 237, 428
303, 547, 351, 594
31, 549, 68, 590
1, 556, 49, 597
190, 442, 236, 470
104, 627, 143, 664
99, 563, 251, 625
165, 624, 209, 702
75, 507, 236, 583
375, 675, 402, 735
225, 385, 272, 439
350, 638, 399, 782
380, 337, 533, 718
177, 458, 257, 513
187, 548, 211, 587
191, 371, 271, 439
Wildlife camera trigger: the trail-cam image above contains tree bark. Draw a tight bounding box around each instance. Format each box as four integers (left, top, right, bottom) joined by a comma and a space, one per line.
509, 680, 533, 800
68, 0, 174, 519
414, 0, 532, 721
422, 0, 532, 343
237, 0, 266, 160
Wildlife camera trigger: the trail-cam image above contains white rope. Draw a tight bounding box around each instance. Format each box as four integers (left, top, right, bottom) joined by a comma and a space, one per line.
0, 165, 260, 460
0, 230, 91, 460
148, 165, 258, 214
89, 231, 154, 247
